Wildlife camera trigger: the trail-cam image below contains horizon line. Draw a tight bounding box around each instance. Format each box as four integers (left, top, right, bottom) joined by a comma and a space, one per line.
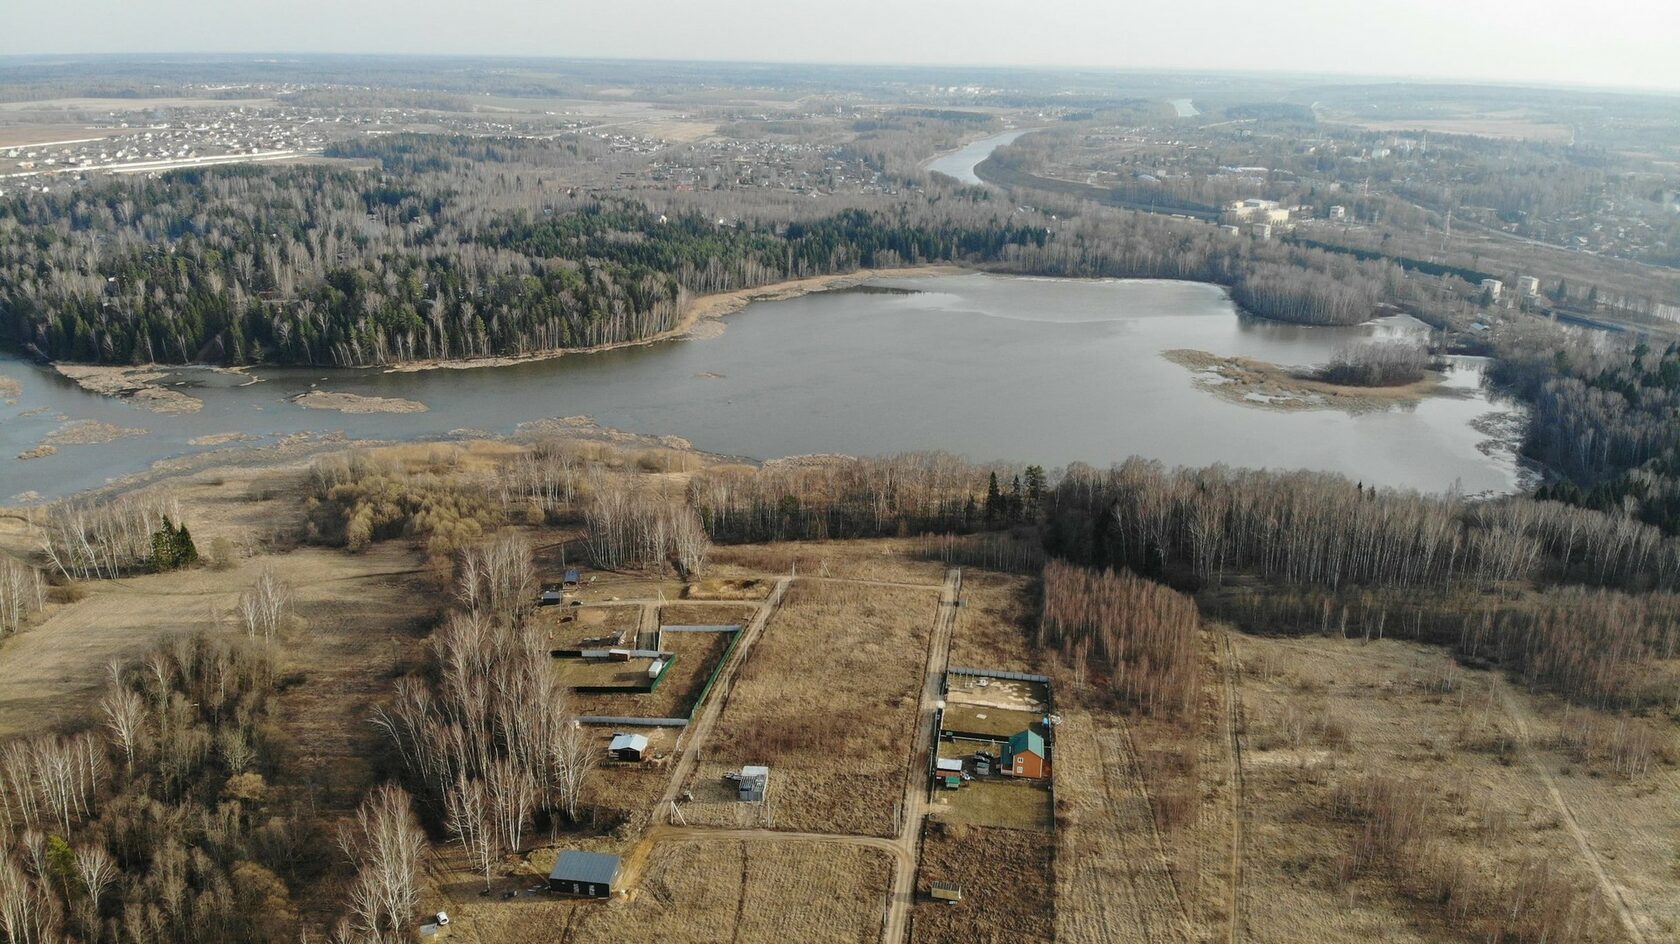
1, 51, 1677, 98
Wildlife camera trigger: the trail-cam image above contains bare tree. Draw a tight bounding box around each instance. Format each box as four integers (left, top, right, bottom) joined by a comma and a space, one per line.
443, 774, 496, 892
549, 720, 595, 824
72, 845, 117, 920
101, 685, 147, 773
236, 567, 293, 644
0, 559, 44, 640
338, 783, 425, 943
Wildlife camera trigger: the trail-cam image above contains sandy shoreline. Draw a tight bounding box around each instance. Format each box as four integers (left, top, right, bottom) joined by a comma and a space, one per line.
51, 364, 249, 414
291, 390, 428, 414
38, 268, 966, 390
382, 264, 965, 373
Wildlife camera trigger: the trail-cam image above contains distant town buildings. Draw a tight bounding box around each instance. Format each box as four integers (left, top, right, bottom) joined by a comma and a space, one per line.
1516, 276, 1541, 297
1481, 278, 1505, 301
1223, 198, 1291, 226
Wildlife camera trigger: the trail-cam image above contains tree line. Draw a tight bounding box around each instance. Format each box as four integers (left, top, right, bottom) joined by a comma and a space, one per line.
1491, 331, 1680, 537
0, 163, 1046, 367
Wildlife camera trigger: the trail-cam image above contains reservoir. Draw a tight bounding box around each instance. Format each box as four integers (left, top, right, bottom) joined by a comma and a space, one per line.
0, 274, 1526, 502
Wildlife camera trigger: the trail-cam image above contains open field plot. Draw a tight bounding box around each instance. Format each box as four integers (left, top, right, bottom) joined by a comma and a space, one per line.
941, 705, 1044, 740
948, 572, 1038, 671
683, 575, 774, 600
1052, 702, 1195, 944
573, 630, 734, 719
1219, 633, 1671, 943
575, 839, 892, 943
926, 760, 1053, 832
911, 822, 1054, 944
708, 538, 949, 586
566, 571, 688, 605
659, 601, 758, 627
443, 839, 891, 944
540, 603, 640, 650
556, 654, 662, 690
681, 579, 940, 836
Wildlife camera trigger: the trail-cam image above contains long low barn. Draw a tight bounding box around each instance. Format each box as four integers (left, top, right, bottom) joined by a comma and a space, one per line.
550, 850, 621, 898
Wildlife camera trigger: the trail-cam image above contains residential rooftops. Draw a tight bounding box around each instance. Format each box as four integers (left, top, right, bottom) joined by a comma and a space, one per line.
1007, 729, 1046, 756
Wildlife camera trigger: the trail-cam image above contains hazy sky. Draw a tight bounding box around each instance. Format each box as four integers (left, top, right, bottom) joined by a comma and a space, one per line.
8, 0, 1680, 92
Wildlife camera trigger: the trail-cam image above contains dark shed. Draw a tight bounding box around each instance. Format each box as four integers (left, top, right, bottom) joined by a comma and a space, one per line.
549, 851, 621, 898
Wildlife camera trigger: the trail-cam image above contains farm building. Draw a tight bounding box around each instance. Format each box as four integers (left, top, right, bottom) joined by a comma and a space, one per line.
549, 851, 621, 898
608, 733, 649, 761
563, 568, 582, 588
1002, 730, 1049, 780
539, 588, 564, 606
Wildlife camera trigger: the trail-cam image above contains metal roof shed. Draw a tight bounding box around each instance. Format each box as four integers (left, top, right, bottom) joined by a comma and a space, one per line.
549, 851, 621, 898
608, 733, 650, 760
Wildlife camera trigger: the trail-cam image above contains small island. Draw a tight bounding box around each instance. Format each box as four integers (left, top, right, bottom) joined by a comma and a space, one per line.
1166, 340, 1447, 413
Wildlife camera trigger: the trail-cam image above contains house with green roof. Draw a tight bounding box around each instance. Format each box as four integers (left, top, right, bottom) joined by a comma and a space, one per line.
1001, 729, 1048, 779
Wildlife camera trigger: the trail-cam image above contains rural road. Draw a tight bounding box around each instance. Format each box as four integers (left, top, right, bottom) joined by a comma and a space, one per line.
1492, 681, 1650, 944
654, 575, 791, 824
619, 568, 961, 944
880, 567, 960, 944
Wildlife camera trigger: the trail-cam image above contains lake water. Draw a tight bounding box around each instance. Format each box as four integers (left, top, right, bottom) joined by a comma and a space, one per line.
0, 274, 1526, 502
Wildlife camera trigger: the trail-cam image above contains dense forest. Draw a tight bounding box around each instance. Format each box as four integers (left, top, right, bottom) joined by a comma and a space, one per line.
1490, 331, 1680, 536
0, 128, 1519, 369
0, 163, 1046, 367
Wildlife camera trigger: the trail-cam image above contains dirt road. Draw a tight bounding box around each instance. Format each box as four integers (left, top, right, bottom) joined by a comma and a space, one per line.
1493, 680, 1650, 944
618, 569, 959, 944
880, 567, 959, 944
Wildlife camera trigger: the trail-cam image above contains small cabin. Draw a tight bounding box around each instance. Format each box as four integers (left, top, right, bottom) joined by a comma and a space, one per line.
563, 568, 582, 589
930, 881, 963, 904
549, 851, 621, 898
608, 733, 649, 762
934, 758, 964, 781
538, 589, 564, 606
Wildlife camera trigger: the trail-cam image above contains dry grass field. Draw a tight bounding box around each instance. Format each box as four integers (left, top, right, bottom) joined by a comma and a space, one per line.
680, 578, 940, 836
927, 772, 1053, 831
1217, 633, 1675, 944
659, 602, 758, 626
910, 821, 1054, 944
709, 539, 949, 586
949, 572, 1037, 671
434, 839, 891, 944
574, 839, 892, 943
0, 462, 438, 818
